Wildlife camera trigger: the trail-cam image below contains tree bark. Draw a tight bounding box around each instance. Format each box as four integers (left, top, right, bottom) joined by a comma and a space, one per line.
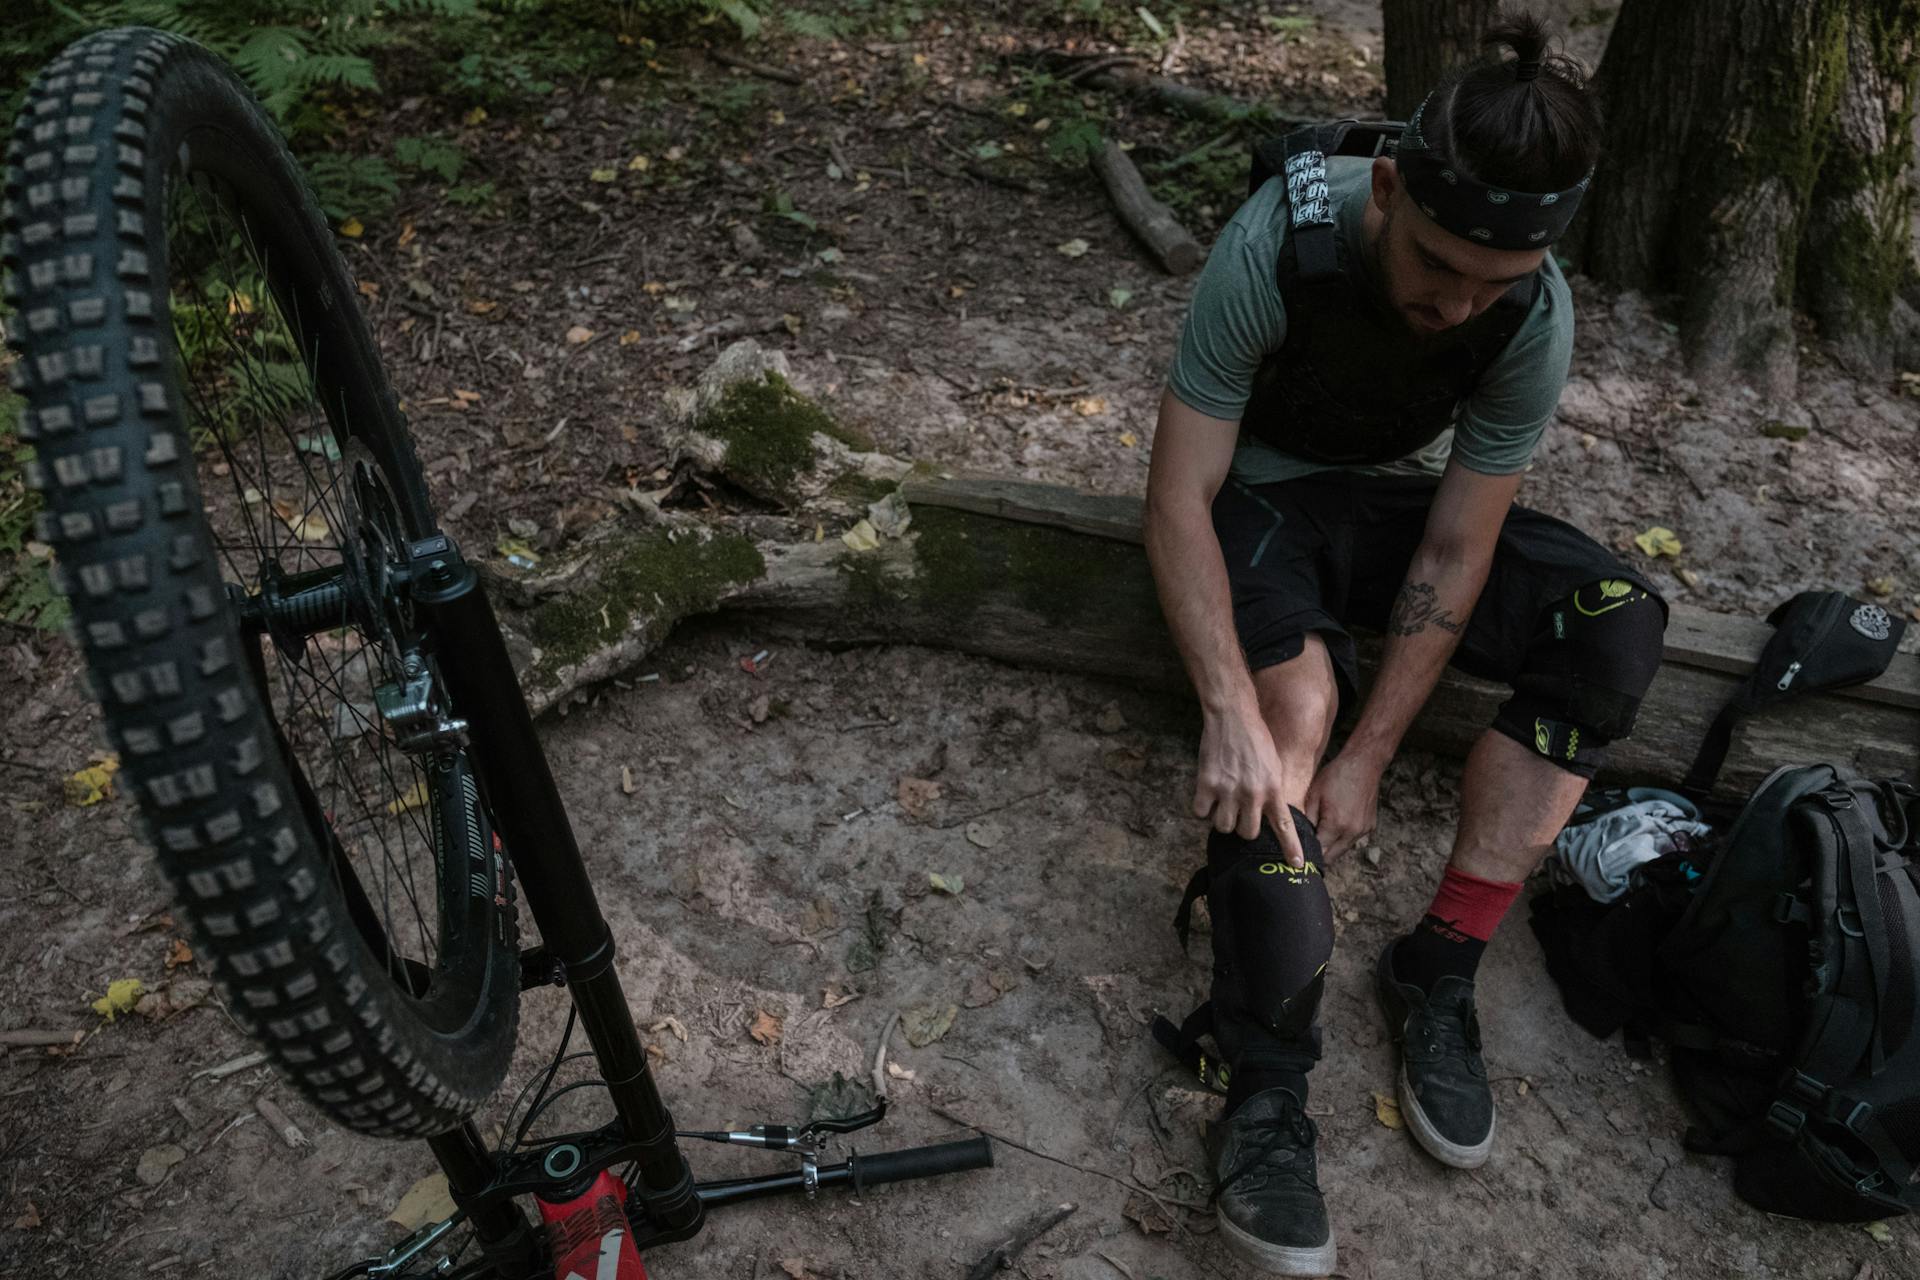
1800, 0, 1920, 371
1381, 0, 1499, 120
1578, 0, 1852, 397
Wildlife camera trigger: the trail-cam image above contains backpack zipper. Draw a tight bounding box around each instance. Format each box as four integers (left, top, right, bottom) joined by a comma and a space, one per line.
1777, 660, 1803, 691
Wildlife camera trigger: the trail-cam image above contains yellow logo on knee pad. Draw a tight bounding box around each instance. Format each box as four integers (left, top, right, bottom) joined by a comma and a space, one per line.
1534, 717, 1551, 754
1574, 578, 1647, 618
1257, 860, 1321, 879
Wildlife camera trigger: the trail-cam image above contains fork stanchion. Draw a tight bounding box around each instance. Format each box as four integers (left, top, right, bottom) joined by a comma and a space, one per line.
414, 549, 702, 1238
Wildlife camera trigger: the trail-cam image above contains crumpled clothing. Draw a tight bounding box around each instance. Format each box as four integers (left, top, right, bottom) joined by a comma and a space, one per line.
1547, 787, 1713, 904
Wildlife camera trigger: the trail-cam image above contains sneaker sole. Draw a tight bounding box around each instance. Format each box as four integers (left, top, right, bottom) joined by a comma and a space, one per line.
1216, 1210, 1338, 1277
1398, 1062, 1495, 1169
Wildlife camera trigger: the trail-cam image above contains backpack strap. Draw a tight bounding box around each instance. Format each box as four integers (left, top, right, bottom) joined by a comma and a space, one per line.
1172, 864, 1208, 952
1150, 1004, 1231, 1094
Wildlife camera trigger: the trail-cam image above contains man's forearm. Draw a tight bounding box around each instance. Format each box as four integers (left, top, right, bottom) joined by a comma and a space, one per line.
1341, 548, 1489, 767
1145, 497, 1257, 717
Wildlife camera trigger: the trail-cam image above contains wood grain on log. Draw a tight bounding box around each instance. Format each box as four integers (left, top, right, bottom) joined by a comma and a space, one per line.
1090, 139, 1204, 275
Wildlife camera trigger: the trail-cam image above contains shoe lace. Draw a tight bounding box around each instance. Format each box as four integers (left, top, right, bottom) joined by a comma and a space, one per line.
1215, 1104, 1318, 1200
1417, 994, 1483, 1061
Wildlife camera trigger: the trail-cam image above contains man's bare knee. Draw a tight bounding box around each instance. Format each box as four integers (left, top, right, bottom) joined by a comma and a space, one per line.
1253, 633, 1340, 771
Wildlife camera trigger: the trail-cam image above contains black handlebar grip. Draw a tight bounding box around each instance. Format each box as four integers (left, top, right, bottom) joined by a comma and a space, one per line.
851, 1136, 994, 1190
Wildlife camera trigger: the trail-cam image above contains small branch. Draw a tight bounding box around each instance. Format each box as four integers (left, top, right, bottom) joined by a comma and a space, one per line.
965, 1203, 1078, 1280
871, 1011, 900, 1102
928, 1102, 1206, 1216
933, 787, 1050, 830
709, 49, 804, 85
1090, 137, 1204, 275
0, 1029, 84, 1049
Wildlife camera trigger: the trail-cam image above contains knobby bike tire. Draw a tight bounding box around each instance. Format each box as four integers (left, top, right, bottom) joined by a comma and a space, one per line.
3, 28, 521, 1137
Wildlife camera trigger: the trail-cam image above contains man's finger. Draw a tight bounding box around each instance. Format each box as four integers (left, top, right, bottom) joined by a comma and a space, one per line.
1235, 803, 1261, 841
1265, 796, 1305, 867
1191, 780, 1214, 820
1212, 800, 1238, 834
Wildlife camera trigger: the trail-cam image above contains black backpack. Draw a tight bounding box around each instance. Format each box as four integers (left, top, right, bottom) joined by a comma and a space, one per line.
1532, 591, 1920, 1222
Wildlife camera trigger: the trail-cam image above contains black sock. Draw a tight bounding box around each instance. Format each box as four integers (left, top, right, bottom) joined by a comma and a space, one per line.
1392, 915, 1488, 993
1225, 1067, 1310, 1117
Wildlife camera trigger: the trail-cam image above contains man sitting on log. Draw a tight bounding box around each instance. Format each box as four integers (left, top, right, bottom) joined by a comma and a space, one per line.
1143, 12, 1667, 1275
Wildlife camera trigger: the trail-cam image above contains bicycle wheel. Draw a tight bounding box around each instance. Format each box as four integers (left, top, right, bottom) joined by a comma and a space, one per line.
3, 27, 520, 1137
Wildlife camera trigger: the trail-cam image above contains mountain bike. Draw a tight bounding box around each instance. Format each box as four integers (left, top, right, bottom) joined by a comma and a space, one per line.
2, 28, 991, 1278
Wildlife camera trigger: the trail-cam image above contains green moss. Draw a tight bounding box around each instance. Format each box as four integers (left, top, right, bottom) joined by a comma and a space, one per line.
699, 372, 868, 502
906, 507, 1156, 627
529, 527, 765, 676
824, 471, 899, 507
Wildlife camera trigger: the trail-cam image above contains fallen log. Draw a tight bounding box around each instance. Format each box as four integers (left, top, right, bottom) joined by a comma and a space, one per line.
1090, 138, 1204, 274
1079, 63, 1301, 126
488, 341, 1917, 795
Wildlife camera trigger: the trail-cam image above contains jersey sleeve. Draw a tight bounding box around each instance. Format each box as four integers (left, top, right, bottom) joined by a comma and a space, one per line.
1166, 218, 1288, 422
1450, 267, 1575, 476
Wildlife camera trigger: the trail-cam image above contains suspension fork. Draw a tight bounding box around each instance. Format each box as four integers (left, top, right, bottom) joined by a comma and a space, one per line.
408, 537, 703, 1247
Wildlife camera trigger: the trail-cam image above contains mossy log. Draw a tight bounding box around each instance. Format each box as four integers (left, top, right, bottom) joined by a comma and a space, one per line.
492, 474, 1918, 797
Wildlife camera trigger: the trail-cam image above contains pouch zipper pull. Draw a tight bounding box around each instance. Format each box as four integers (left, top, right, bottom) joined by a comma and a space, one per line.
1777, 660, 1803, 691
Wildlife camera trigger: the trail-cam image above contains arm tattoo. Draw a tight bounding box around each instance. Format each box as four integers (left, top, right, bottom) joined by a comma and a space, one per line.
1388, 581, 1464, 637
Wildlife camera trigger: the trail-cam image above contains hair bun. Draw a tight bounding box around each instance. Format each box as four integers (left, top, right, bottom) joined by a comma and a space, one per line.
1514, 57, 1542, 81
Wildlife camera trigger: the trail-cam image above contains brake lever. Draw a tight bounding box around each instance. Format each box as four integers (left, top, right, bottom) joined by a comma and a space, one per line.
325, 1210, 466, 1280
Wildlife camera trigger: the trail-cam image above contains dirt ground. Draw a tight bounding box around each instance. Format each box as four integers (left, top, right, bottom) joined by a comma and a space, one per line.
4, 1, 1920, 1278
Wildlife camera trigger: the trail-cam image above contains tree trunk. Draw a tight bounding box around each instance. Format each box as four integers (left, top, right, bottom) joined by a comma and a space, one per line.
1800, 0, 1920, 371
1381, 0, 1498, 120
1578, 0, 1851, 397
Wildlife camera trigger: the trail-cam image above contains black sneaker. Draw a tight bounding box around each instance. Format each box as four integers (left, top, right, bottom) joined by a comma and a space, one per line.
1209, 1088, 1337, 1276
1374, 941, 1495, 1168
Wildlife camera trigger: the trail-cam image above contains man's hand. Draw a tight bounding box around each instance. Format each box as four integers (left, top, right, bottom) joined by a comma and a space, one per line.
1303, 748, 1385, 860
1194, 706, 1307, 866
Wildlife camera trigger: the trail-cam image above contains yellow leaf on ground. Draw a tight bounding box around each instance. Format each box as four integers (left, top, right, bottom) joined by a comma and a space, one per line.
1074, 396, 1107, 416
1372, 1090, 1404, 1129
269, 498, 330, 544
338, 217, 364, 238
398, 221, 417, 248
389, 1172, 456, 1230
92, 978, 145, 1022
748, 1009, 784, 1045
566, 325, 595, 345
463, 106, 488, 127
386, 780, 430, 816
841, 519, 880, 552
1119, 431, 1138, 448
1056, 238, 1091, 258
589, 167, 617, 183
165, 938, 193, 971
619, 329, 642, 346
466, 299, 498, 315
649, 1015, 689, 1043
64, 755, 120, 807
1863, 1220, 1894, 1244
929, 872, 965, 895
1633, 526, 1683, 558
627, 154, 651, 171
1865, 575, 1898, 597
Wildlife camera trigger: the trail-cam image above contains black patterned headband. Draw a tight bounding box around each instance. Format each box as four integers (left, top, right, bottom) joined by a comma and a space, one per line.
1394, 90, 1592, 251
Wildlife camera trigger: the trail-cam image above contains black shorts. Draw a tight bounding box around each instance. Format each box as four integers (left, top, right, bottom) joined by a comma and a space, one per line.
1211, 473, 1665, 718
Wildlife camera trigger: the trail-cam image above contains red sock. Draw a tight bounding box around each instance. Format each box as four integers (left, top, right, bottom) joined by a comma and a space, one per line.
1393, 866, 1523, 991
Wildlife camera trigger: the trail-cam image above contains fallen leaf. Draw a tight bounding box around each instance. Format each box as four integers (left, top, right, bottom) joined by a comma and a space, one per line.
1074, 396, 1108, 416
901, 1003, 958, 1047
64, 755, 119, 807
1865, 575, 1897, 598
627, 154, 651, 171
466, 299, 498, 315
92, 977, 144, 1022
386, 780, 430, 816
749, 694, 771, 724
1372, 1090, 1404, 1129
1675, 567, 1701, 589
338, 216, 364, 239
11, 1201, 41, 1230
896, 776, 943, 821
589, 167, 617, 183
779, 1260, 813, 1280
886, 1061, 917, 1081
1095, 701, 1126, 734
463, 106, 488, 126
841, 519, 880, 552
1108, 286, 1133, 308
928, 872, 965, 895
964, 820, 1002, 849
269, 497, 330, 544
821, 987, 859, 1009
397, 221, 417, 248
164, 938, 193, 971
1104, 746, 1147, 779
1864, 1220, 1894, 1244
963, 970, 1019, 1008
496, 538, 541, 571
1124, 1192, 1173, 1235
620, 765, 636, 795
565, 325, 595, 345
748, 1009, 784, 1045
1633, 526, 1683, 558
649, 1016, 689, 1043
1056, 238, 1091, 258
389, 1172, 456, 1229
867, 491, 912, 538
357, 280, 381, 300
134, 1143, 186, 1187
619, 329, 642, 346
1118, 431, 1138, 448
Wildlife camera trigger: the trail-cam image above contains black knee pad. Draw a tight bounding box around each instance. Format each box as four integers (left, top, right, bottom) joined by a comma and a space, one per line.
1204, 809, 1334, 1071
1494, 578, 1667, 777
